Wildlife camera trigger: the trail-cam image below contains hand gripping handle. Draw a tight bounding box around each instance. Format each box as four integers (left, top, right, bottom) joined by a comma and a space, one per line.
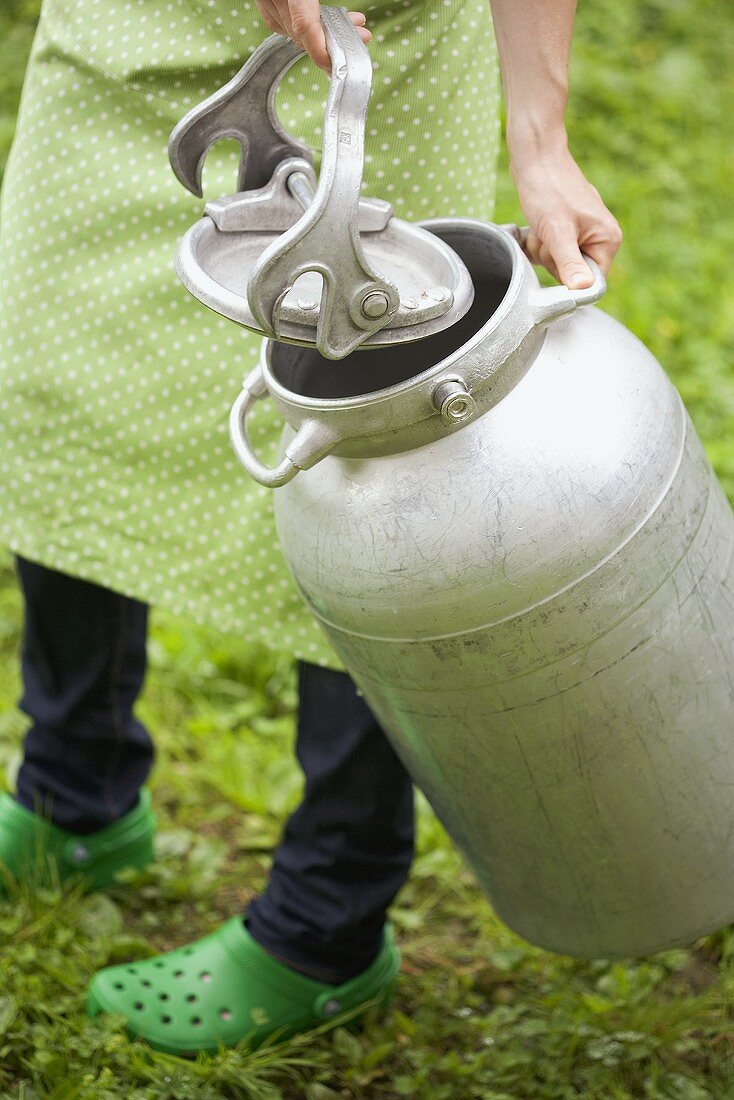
531, 257, 607, 325
500, 224, 607, 325
229, 366, 340, 488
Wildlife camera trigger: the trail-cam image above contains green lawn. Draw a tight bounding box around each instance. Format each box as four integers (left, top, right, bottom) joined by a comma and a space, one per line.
1, 1, 734, 1096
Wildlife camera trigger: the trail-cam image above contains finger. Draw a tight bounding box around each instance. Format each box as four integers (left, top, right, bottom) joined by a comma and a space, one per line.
522, 230, 561, 282
265, 3, 369, 50
273, 0, 296, 37
257, 0, 287, 33
579, 225, 623, 277
538, 244, 561, 284
289, 0, 331, 70
351, 12, 371, 43
521, 229, 544, 268
543, 221, 594, 290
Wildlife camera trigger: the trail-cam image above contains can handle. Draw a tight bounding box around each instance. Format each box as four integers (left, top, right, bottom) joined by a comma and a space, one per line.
170, 7, 401, 360
246, 7, 401, 359
229, 366, 339, 488
501, 224, 607, 324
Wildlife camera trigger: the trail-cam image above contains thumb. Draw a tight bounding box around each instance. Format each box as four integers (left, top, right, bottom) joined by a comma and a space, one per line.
544, 222, 593, 290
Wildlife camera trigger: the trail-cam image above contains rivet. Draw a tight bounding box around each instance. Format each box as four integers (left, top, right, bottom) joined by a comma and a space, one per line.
361, 291, 390, 319
296, 298, 318, 311
322, 998, 342, 1017
425, 285, 450, 303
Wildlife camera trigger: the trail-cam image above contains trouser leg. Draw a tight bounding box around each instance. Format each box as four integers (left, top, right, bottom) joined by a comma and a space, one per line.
14, 557, 153, 834
247, 660, 415, 983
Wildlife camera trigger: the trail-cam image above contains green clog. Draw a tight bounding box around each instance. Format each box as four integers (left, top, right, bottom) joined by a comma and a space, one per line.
87, 918, 401, 1054
0, 789, 155, 894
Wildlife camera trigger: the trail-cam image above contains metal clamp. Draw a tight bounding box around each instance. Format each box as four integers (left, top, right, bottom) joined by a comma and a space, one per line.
169, 7, 401, 359
168, 33, 310, 197
248, 8, 400, 358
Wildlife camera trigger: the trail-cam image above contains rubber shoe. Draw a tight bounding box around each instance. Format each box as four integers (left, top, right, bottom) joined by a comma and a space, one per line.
87, 918, 401, 1054
0, 789, 155, 895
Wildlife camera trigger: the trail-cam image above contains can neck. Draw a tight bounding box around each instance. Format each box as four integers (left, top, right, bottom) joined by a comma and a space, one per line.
261, 220, 546, 458
229, 221, 605, 485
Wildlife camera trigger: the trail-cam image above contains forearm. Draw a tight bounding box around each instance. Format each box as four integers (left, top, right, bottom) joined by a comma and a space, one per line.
488, 0, 576, 161
488, 0, 621, 286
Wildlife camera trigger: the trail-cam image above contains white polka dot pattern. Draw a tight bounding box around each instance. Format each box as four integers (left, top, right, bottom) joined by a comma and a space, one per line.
0, 0, 500, 667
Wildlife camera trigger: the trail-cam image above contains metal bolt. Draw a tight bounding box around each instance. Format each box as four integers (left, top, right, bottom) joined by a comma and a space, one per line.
433, 379, 476, 425
286, 170, 316, 212
322, 998, 343, 1017
361, 291, 390, 319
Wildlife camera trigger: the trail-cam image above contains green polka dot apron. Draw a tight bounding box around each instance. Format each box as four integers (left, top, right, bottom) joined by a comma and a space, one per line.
0, 0, 500, 666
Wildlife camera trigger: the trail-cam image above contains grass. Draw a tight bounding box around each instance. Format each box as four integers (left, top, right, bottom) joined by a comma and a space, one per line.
1, 0, 734, 1096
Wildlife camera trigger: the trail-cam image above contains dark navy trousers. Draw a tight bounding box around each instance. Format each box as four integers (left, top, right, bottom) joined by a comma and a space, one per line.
15, 557, 415, 982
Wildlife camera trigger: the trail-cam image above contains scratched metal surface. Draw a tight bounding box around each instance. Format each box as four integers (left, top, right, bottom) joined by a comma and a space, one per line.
270, 227, 734, 959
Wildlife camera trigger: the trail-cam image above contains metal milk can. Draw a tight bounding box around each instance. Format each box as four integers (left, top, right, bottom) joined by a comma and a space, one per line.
170, 9, 734, 957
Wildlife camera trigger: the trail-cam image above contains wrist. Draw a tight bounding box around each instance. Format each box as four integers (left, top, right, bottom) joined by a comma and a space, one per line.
507, 120, 570, 174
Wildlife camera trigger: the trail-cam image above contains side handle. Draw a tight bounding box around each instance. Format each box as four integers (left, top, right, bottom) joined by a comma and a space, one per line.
501, 224, 607, 325
229, 366, 339, 488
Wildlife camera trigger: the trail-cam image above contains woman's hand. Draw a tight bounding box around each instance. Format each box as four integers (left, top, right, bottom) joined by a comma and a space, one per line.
510, 137, 623, 290
490, 0, 622, 290
254, 1, 371, 72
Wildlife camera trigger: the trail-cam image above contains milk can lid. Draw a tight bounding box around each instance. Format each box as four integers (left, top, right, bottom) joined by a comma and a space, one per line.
168, 9, 474, 360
